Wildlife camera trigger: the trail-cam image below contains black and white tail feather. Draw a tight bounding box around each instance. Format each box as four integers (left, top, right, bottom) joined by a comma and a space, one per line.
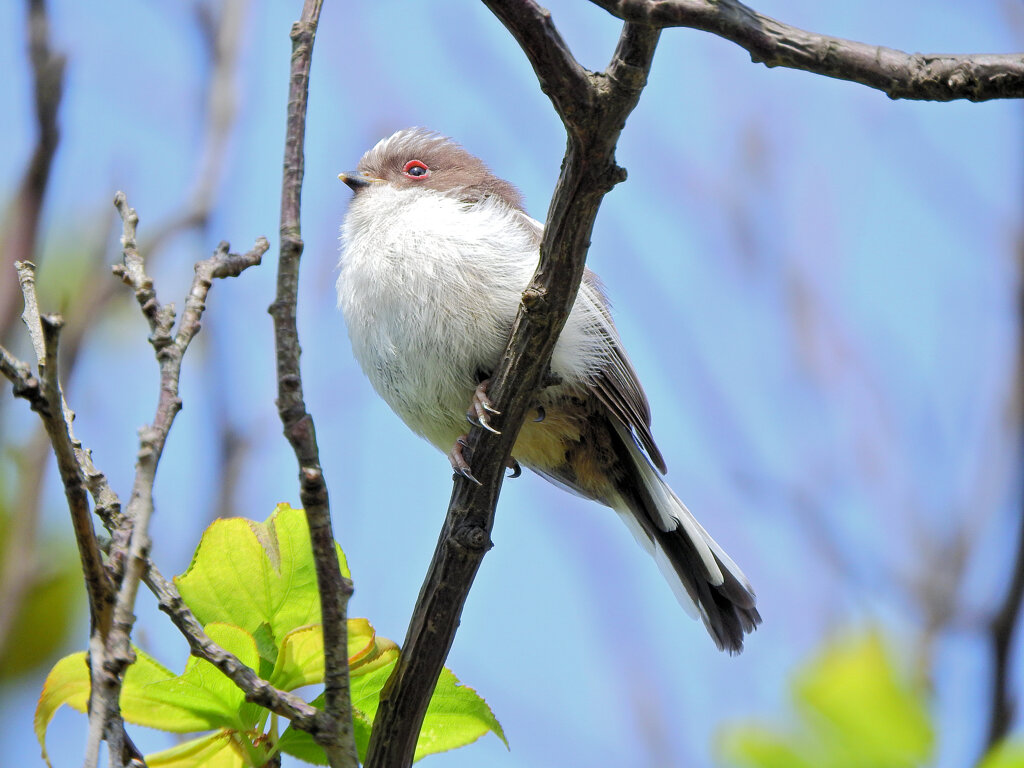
611, 424, 761, 654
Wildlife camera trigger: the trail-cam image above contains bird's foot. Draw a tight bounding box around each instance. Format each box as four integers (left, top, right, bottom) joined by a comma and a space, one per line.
449, 435, 481, 485
466, 378, 501, 434
449, 435, 522, 484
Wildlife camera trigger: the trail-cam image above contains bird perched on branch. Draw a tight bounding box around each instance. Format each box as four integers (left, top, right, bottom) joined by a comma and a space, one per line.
336, 128, 760, 653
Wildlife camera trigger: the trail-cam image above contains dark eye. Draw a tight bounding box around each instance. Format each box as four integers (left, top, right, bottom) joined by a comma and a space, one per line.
402, 160, 429, 179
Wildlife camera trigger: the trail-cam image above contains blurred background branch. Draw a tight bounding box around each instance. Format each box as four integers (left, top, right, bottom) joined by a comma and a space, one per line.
982, 229, 1024, 756
0, 0, 65, 672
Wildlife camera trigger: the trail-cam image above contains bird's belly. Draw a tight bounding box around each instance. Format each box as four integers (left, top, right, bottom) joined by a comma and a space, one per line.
342, 267, 516, 452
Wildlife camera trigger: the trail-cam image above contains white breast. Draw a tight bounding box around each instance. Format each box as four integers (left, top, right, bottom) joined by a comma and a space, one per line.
337, 185, 611, 452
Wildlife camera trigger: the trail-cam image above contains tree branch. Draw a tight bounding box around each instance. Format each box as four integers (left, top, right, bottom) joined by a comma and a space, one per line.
5, 261, 122, 768
364, 5, 660, 765
589, 0, 1024, 102
81, 195, 266, 768
3, 312, 328, 754
267, 3, 357, 767
10, 266, 112, 633
481, 0, 592, 125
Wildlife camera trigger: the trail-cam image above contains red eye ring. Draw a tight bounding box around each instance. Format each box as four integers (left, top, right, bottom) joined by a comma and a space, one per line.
402, 160, 430, 179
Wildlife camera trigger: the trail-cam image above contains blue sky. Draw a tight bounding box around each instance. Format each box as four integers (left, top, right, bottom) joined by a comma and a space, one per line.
2, 1, 1022, 766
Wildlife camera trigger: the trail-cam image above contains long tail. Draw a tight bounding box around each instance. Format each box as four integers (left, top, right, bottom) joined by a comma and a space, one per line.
611, 427, 761, 653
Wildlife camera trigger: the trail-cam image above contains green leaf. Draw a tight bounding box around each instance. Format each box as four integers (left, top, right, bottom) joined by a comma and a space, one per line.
35, 652, 90, 766
35, 624, 263, 766
0, 483, 82, 683
0, 543, 82, 682
270, 625, 325, 692
276, 701, 329, 766
146, 731, 248, 768
979, 739, 1024, 768
717, 725, 819, 768
717, 629, 934, 768
413, 666, 508, 762
175, 503, 350, 663
279, 650, 505, 765
269, 618, 384, 692
795, 632, 933, 767
125, 623, 262, 733
36, 650, 212, 767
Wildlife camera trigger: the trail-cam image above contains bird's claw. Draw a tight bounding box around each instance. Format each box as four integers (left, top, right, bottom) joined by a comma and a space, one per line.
507, 458, 522, 479
466, 379, 501, 435
533, 405, 546, 423
449, 435, 483, 486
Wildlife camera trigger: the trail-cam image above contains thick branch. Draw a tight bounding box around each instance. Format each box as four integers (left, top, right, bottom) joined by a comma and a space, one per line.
481, 0, 592, 125
590, 0, 1024, 102
364, 7, 659, 766
267, 3, 357, 767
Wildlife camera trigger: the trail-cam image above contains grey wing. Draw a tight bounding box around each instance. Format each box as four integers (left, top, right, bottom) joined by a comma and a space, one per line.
579, 270, 667, 473
513, 209, 667, 474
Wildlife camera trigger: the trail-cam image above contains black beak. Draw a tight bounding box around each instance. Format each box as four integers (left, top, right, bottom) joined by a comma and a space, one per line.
338, 172, 380, 192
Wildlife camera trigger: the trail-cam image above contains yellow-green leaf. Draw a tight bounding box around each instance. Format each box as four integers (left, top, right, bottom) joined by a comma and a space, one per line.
0, 545, 82, 681
718, 629, 935, 768
146, 731, 248, 768
130, 623, 261, 733
414, 667, 508, 761
269, 618, 389, 691
979, 739, 1024, 768
717, 724, 820, 768
279, 654, 506, 765
175, 503, 350, 662
795, 632, 933, 766
36, 653, 91, 766
36, 649, 208, 766
36, 623, 262, 766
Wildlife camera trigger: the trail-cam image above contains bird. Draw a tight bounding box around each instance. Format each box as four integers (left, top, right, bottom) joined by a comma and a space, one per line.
336, 127, 761, 653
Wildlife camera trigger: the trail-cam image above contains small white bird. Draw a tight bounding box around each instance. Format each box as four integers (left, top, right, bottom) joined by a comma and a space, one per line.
337, 128, 760, 652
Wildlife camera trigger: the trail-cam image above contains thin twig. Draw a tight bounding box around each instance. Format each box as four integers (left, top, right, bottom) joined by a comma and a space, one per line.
364, 6, 660, 766
267, 3, 357, 767
2, 304, 316, 755
13, 264, 112, 627
85, 196, 266, 768
17, 260, 47, 363
9, 262, 118, 768
589, 0, 1024, 101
